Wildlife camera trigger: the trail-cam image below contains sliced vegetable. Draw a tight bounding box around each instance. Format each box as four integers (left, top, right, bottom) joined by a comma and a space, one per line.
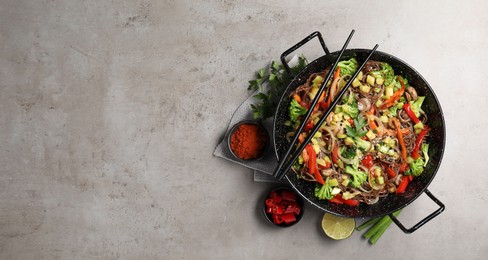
403, 103, 420, 124
305, 144, 325, 184
361, 210, 401, 244
265, 189, 302, 226
378, 77, 406, 110
396, 176, 409, 194
332, 143, 339, 164
329, 194, 344, 204
422, 143, 430, 167
361, 154, 373, 169
412, 126, 430, 159
369, 62, 396, 86
392, 118, 407, 160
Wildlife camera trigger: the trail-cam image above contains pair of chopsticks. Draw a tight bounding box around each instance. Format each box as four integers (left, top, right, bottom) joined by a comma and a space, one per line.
273, 30, 379, 180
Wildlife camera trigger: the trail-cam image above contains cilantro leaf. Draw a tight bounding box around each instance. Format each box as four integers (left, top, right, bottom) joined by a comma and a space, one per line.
345, 115, 368, 138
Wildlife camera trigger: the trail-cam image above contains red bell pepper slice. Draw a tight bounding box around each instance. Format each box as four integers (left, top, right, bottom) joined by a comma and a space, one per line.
319, 101, 329, 110
272, 205, 284, 215
304, 120, 314, 132
284, 202, 298, 214
293, 205, 301, 215
272, 214, 283, 224
399, 161, 409, 173
300, 101, 310, 109
265, 199, 277, 208
343, 198, 360, 207
329, 194, 344, 204
281, 190, 297, 202
403, 103, 420, 124
281, 213, 297, 224
396, 176, 409, 194
386, 167, 396, 178
379, 77, 405, 110
361, 154, 373, 169
411, 125, 430, 159
305, 144, 325, 185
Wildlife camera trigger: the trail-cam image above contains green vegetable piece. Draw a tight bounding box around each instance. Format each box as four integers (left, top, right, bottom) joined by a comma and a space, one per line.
388, 105, 398, 117
355, 137, 371, 151
315, 182, 333, 200
367, 210, 401, 244
357, 217, 381, 231
312, 75, 324, 87
377, 143, 390, 154
414, 122, 425, 134
369, 63, 396, 86
341, 98, 359, 118
422, 143, 430, 167
409, 157, 425, 177
341, 146, 357, 159
409, 96, 425, 118
328, 178, 339, 187
289, 99, 307, 127
345, 166, 367, 188
337, 58, 358, 77
344, 137, 355, 146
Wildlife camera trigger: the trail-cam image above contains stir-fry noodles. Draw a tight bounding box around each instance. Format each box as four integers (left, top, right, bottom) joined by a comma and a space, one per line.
287, 58, 430, 206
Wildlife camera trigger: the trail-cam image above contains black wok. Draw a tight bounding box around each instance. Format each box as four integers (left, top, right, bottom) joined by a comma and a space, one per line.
273, 32, 445, 233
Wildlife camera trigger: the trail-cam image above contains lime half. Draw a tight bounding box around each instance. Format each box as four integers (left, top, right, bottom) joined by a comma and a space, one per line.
321, 213, 356, 240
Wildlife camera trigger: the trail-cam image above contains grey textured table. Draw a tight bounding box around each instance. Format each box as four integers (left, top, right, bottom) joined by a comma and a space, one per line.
1, 0, 487, 259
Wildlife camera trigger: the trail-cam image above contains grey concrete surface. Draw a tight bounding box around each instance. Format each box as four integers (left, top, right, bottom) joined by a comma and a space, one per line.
1, 0, 487, 259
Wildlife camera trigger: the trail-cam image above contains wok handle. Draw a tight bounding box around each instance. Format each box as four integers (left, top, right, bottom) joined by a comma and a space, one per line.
389, 189, 445, 234
280, 31, 330, 77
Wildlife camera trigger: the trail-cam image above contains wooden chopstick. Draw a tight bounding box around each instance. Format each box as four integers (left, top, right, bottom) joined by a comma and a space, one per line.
274, 44, 379, 181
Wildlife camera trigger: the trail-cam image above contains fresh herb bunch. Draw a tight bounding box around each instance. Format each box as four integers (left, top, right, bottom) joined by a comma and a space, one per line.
248, 55, 308, 120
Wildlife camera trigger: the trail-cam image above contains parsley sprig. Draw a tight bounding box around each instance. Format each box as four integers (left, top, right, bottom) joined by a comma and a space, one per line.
248, 56, 307, 120
345, 115, 368, 138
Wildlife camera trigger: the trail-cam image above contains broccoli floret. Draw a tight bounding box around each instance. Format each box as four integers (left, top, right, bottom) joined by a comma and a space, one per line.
342, 101, 359, 119
338, 58, 358, 77
345, 165, 367, 188
410, 158, 425, 177
289, 99, 307, 127
370, 63, 396, 86
339, 95, 359, 119
409, 96, 425, 118
315, 183, 333, 200
341, 146, 357, 159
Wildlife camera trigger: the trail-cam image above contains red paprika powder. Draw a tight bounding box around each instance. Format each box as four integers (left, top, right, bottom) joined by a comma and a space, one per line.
230, 123, 268, 160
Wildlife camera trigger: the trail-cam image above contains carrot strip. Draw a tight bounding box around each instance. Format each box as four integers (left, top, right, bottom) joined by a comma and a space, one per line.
293, 94, 302, 103
392, 119, 407, 160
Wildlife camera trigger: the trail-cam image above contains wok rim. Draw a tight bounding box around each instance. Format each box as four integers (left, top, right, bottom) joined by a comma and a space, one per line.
272, 49, 446, 218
